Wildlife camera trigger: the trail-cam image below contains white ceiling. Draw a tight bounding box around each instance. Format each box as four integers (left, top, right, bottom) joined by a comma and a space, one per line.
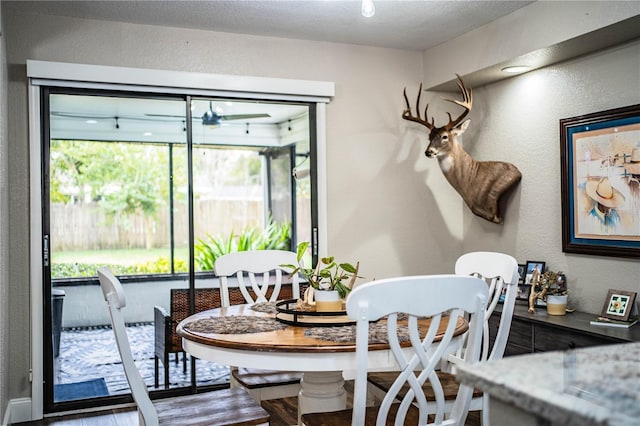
10, 0, 534, 51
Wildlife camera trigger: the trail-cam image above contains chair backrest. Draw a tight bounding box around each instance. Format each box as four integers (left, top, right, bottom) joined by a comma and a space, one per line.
167, 288, 220, 351
98, 267, 159, 426
455, 251, 519, 362
214, 250, 300, 306
347, 275, 488, 426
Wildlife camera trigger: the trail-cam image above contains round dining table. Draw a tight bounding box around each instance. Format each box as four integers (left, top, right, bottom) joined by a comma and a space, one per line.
177, 303, 468, 424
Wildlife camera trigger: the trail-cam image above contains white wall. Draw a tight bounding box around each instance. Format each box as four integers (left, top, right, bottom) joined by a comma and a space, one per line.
3, 8, 458, 404
459, 41, 640, 314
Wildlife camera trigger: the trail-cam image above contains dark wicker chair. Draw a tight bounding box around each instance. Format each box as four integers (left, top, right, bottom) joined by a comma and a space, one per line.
154, 285, 294, 388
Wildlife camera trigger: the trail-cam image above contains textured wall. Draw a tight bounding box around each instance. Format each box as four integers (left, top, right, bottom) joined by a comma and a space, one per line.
0, 2, 10, 421
3, 8, 457, 404
460, 40, 640, 313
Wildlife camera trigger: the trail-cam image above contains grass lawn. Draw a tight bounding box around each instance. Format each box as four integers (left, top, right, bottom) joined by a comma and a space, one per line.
52, 247, 189, 265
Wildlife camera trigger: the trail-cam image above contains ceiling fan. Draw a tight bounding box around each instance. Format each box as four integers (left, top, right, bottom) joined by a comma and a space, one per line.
147, 101, 271, 126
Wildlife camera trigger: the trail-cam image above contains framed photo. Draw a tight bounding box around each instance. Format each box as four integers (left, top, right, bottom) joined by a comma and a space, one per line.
600, 289, 637, 322
517, 284, 531, 301
517, 264, 526, 284
524, 261, 545, 285
560, 104, 640, 258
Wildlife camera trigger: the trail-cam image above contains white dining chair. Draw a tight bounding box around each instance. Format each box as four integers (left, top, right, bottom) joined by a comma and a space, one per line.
367, 251, 519, 426
214, 250, 302, 402
97, 267, 270, 426
302, 274, 489, 426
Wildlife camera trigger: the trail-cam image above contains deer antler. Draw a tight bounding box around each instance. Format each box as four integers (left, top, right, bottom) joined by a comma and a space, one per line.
442, 74, 473, 130
402, 83, 435, 130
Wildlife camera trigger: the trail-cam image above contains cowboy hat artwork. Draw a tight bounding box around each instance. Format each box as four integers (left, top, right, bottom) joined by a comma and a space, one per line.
624, 147, 640, 176
585, 177, 625, 208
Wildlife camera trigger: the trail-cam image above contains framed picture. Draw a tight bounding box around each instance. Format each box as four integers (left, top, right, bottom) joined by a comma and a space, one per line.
517, 284, 531, 301
560, 104, 640, 258
600, 289, 637, 322
524, 261, 545, 285
517, 264, 526, 284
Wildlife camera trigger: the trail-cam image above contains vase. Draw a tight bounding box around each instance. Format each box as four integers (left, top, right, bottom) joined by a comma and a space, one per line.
313, 289, 343, 312
546, 294, 568, 316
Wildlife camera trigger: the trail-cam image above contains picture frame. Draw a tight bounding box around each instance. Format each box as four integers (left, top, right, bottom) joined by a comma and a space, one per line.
600, 289, 637, 322
560, 104, 640, 259
517, 264, 525, 284
524, 261, 545, 285
517, 284, 531, 301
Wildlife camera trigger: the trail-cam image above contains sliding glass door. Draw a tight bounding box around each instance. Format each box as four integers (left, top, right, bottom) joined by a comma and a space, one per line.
42, 88, 316, 412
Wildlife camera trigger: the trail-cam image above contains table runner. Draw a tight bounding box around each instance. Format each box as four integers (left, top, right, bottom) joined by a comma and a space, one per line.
303, 323, 412, 344
183, 316, 287, 334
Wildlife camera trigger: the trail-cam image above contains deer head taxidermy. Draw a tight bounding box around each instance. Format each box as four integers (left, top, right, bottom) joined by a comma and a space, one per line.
402, 74, 521, 224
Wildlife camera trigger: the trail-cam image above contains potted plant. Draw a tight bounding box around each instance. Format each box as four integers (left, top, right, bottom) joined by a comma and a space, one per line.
281, 241, 360, 311
530, 270, 568, 316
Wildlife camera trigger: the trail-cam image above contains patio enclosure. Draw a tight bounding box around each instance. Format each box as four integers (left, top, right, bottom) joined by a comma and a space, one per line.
43, 90, 317, 412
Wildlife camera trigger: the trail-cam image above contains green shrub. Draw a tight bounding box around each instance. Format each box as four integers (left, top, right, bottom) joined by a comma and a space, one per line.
52, 262, 137, 279
52, 256, 188, 279
195, 217, 291, 271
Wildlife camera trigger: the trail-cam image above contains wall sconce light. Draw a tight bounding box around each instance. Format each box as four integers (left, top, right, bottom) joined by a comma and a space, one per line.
361, 0, 375, 17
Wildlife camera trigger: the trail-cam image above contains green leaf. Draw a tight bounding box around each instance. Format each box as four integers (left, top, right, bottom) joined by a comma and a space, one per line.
335, 282, 352, 299
340, 263, 357, 273
297, 241, 309, 263
321, 256, 334, 265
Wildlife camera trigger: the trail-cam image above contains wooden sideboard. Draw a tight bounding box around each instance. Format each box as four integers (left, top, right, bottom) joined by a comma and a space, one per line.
490, 304, 640, 355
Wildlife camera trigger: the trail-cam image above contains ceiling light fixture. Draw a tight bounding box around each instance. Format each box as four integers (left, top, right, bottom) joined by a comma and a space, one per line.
501, 65, 531, 74
361, 0, 375, 17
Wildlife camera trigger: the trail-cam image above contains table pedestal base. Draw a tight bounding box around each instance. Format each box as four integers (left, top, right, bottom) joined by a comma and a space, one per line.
297, 371, 346, 424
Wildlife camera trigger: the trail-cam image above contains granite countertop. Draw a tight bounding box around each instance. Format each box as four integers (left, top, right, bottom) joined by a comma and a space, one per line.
456, 342, 640, 426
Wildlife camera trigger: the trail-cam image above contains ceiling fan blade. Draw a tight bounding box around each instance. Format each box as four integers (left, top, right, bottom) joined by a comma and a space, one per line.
220, 113, 271, 121
145, 113, 187, 118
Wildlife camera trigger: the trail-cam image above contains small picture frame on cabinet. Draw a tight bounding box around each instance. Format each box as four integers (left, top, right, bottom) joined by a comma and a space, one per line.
517, 264, 526, 284
600, 289, 637, 322
517, 284, 531, 301
524, 261, 545, 285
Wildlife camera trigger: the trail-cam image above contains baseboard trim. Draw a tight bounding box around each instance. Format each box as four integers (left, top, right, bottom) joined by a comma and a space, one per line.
4, 398, 33, 425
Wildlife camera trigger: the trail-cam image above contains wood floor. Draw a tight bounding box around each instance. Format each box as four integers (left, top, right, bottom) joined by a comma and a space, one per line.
14, 382, 480, 426
13, 396, 299, 426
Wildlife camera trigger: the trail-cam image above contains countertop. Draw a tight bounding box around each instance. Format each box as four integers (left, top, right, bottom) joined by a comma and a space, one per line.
456, 342, 640, 426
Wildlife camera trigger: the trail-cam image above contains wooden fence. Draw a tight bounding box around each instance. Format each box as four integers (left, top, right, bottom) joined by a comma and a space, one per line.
49, 199, 264, 251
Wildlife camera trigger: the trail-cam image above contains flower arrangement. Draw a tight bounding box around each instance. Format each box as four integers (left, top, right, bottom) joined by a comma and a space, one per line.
281, 241, 360, 299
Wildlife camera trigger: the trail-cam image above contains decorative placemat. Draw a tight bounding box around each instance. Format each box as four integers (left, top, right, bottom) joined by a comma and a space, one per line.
183, 316, 287, 334
250, 302, 278, 314
304, 323, 411, 344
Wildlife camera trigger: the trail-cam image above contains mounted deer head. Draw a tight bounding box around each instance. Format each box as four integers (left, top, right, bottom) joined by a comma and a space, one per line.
402, 75, 521, 224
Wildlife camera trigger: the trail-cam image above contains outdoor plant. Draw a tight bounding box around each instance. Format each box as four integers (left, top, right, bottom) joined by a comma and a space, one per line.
51, 257, 189, 278
280, 241, 360, 299
194, 217, 291, 271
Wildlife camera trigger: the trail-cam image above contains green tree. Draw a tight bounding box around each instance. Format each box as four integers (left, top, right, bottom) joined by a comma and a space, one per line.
50, 140, 187, 248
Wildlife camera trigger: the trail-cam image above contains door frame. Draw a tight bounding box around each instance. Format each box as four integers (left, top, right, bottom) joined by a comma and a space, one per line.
28, 60, 333, 420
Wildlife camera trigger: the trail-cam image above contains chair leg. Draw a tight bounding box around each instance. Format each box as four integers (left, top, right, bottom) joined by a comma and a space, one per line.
164, 353, 170, 389
482, 394, 490, 426
154, 356, 159, 388
182, 351, 187, 373
229, 366, 240, 388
